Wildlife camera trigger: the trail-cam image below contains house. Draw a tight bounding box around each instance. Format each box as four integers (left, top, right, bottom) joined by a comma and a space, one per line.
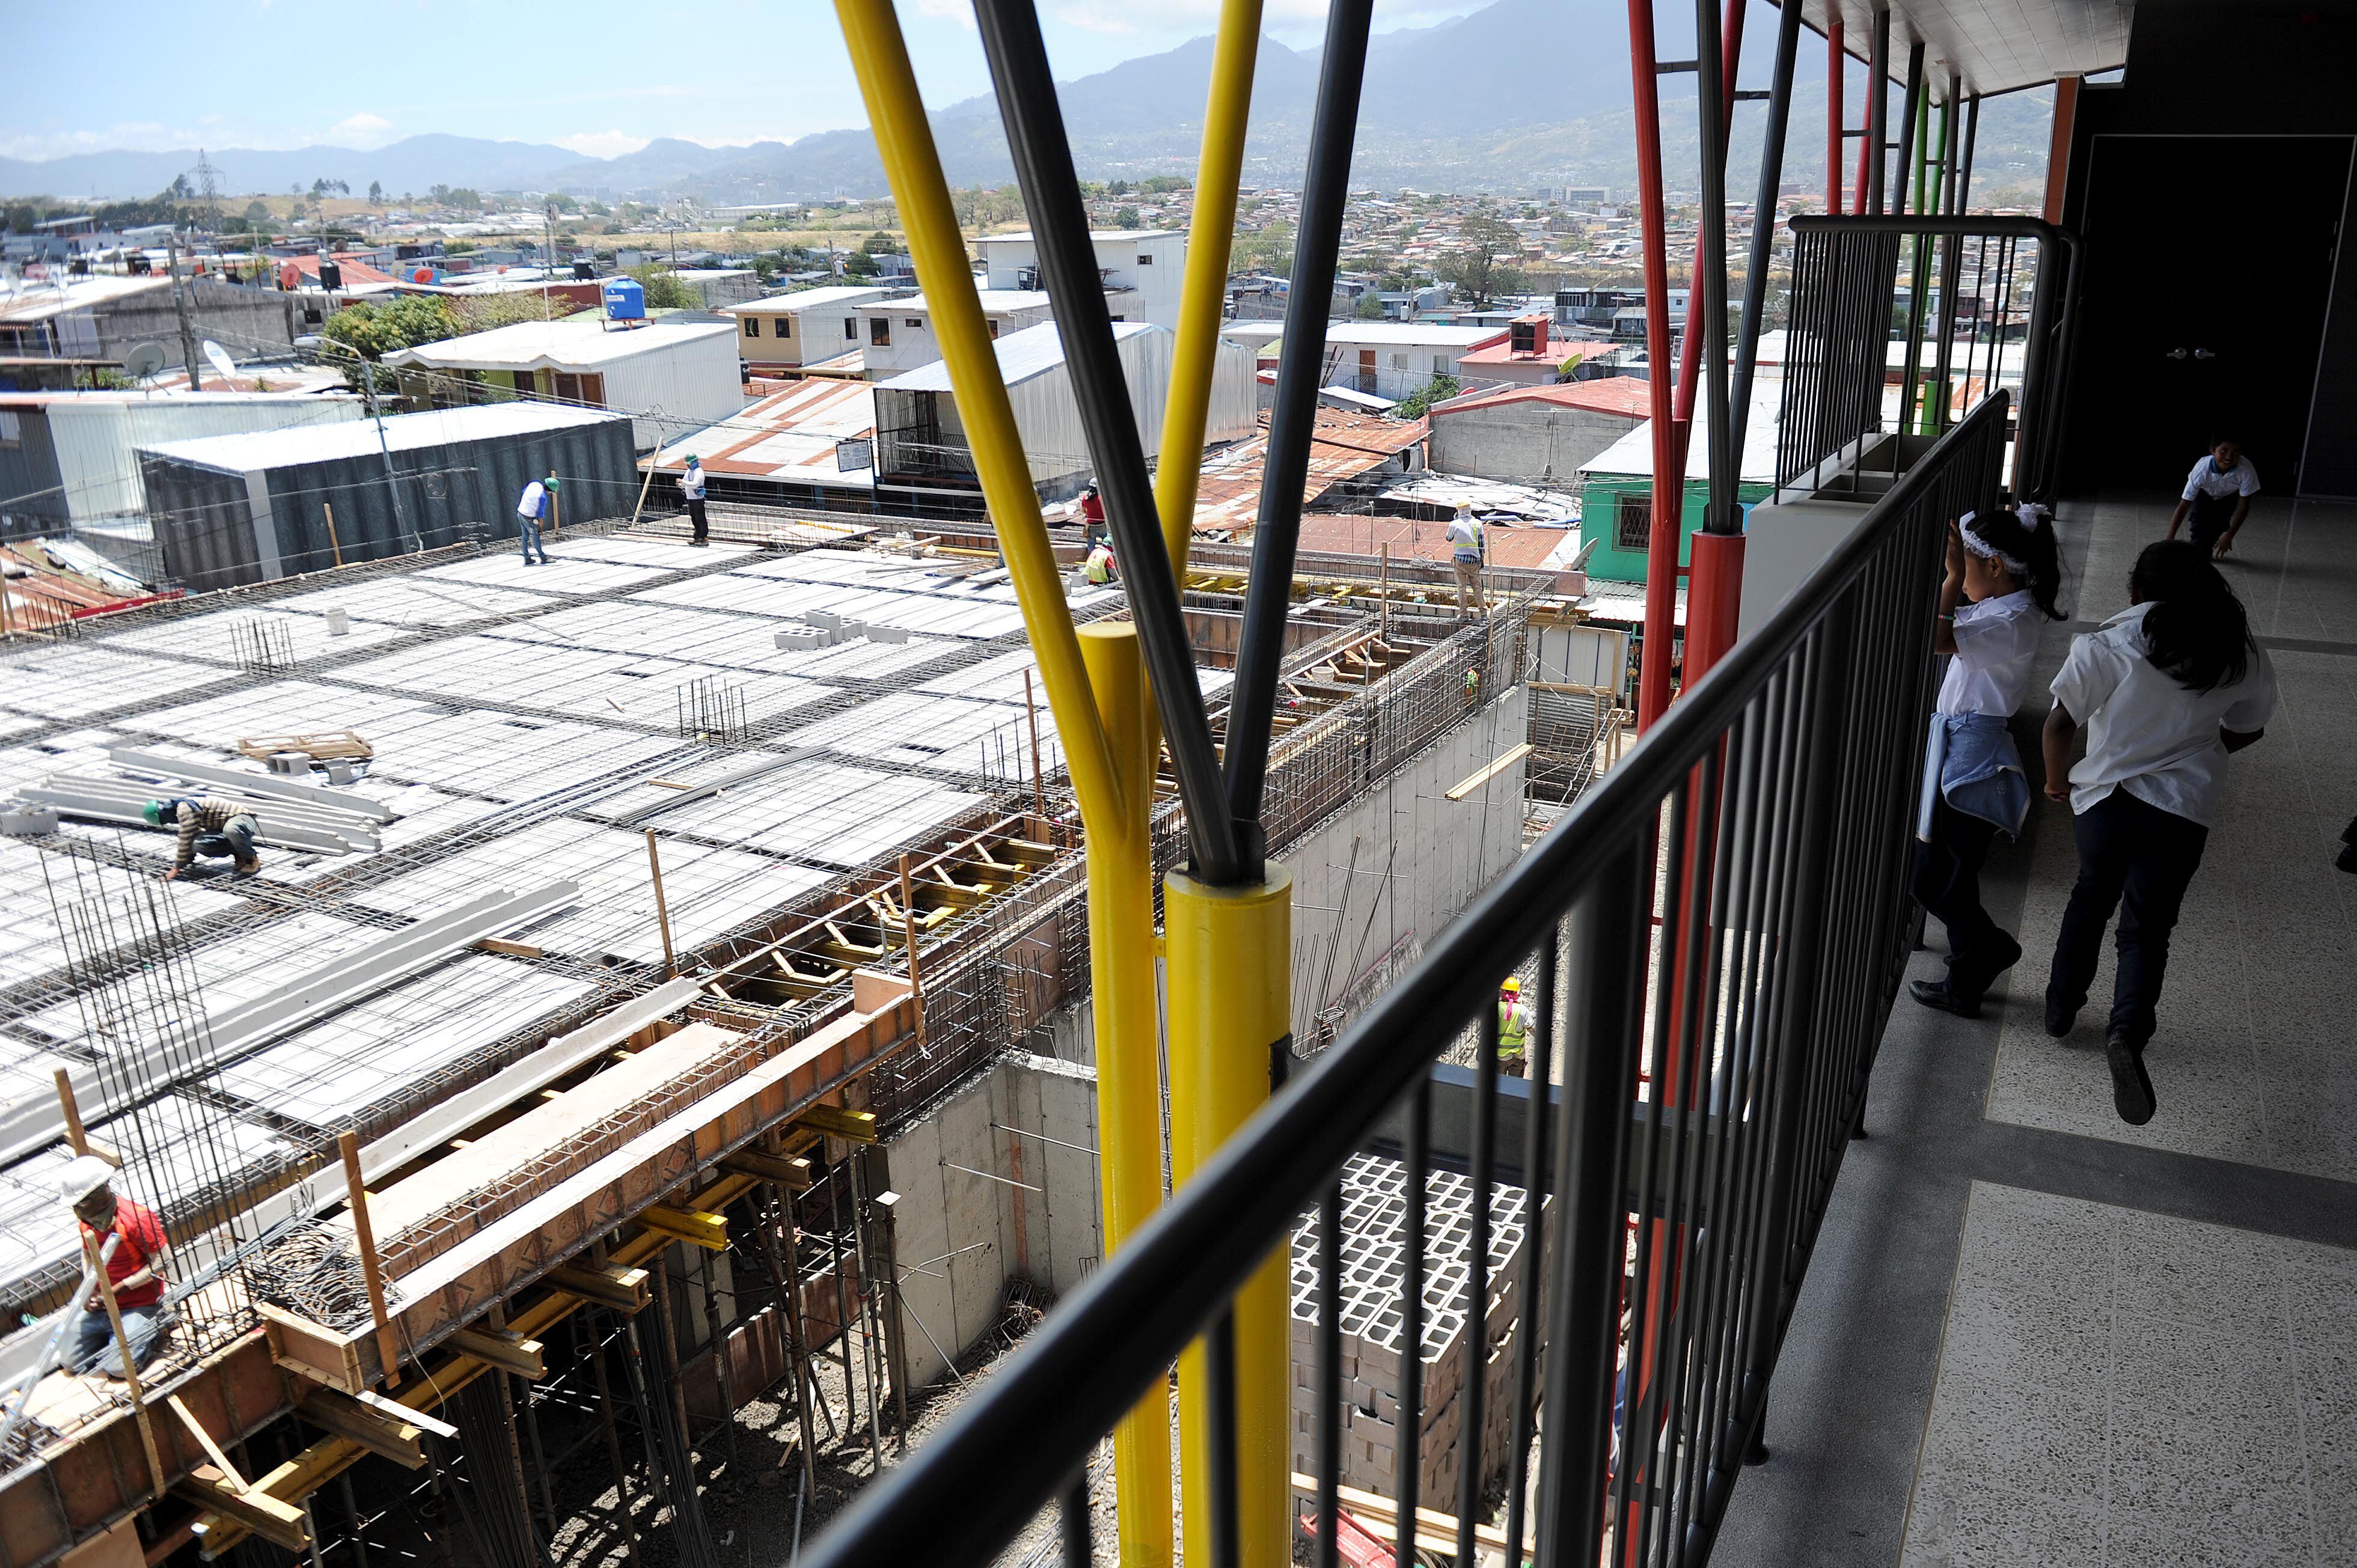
1221, 320, 1511, 402
873, 320, 1253, 513
1451, 314, 1586, 391
718, 286, 889, 373
861, 291, 1056, 379
384, 317, 742, 452
139, 402, 638, 590
974, 231, 1186, 329
1425, 378, 1652, 482
0, 274, 301, 371
1573, 383, 1781, 584
641, 377, 878, 512
0, 388, 364, 536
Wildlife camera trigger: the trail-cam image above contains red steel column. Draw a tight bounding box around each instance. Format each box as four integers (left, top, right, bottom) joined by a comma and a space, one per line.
1630, 0, 1681, 731
1682, 529, 1747, 681
1827, 18, 1845, 213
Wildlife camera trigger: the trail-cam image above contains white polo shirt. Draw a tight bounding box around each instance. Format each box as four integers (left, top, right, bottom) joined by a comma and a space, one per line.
1937, 588, 2044, 716
2183, 455, 2259, 501
516, 480, 546, 520
2050, 602, 2278, 827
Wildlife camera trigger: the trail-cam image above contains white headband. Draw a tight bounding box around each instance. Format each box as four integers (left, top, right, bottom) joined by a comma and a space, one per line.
1957, 510, 2029, 575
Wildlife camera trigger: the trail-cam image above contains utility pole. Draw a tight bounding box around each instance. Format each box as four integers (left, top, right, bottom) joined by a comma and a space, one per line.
166, 234, 201, 391
359, 359, 418, 554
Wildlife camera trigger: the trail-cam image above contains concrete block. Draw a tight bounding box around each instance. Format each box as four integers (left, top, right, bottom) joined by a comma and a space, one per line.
1, 803, 58, 836
865, 623, 911, 645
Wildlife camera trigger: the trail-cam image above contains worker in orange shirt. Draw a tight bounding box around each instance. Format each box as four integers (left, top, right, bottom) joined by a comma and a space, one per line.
64, 1156, 171, 1377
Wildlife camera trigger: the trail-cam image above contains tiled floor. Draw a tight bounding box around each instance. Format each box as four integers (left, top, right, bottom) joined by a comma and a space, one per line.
1901, 1182, 2357, 1567
1716, 490, 2357, 1568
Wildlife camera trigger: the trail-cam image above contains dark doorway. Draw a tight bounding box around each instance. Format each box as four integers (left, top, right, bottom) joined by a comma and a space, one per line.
2070, 135, 2348, 493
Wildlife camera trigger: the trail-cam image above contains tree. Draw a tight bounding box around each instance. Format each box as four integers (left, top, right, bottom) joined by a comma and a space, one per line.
244, 201, 271, 224
1393, 373, 1460, 419
1114, 206, 1140, 228
628, 266, 699, 310
319, 295, 459, 386
842, 250, 878, 278
1354, 290, 1387, 320
860, 230, 897, 255
368, 181, 384, 204
1107, 179, 1131, 196
1232, 221, 1294, 278
1437, 213, 1526, 306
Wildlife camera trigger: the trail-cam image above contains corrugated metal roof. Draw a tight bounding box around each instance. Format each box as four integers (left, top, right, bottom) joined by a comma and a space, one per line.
879, 319, 1156, 393
720, 286, 888, 316
137, 400, 631, 474
1580, 382, 1783, 484
0, 275, 172, 324
1190, 409, 1429, 534
384, 319, 735, 373
1431, 379, 1653, 419
643, 379, 876, 489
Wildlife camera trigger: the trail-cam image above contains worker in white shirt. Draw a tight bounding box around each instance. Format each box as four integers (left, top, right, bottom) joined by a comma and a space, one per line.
514, 477, 551, 565
1910, 505, 2065, 1017
2041, 539, 2278, 1126
2163, 436, 2257, 558
680, 454, 709, 546
1446, 505, 1485, 618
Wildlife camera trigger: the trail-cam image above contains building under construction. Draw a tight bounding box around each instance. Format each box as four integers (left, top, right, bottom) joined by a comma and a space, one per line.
0, 496, 1558, 1568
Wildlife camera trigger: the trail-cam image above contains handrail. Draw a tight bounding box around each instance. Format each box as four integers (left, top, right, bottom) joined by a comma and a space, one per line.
802, 390, 2014, 1567
1784, 215, 2080, 499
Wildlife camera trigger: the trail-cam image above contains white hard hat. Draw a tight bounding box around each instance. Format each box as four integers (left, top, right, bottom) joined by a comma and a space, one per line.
61, 1154, 115, 1205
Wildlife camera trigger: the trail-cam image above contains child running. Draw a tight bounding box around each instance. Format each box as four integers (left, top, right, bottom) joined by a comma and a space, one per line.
2041, 540, 2278, 1124
1910, 504, 2066, 1018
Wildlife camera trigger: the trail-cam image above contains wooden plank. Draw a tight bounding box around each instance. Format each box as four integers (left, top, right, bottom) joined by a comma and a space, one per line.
174, 1468, 309, 1553
549, 1263, 650, 1313
446, 1327, 546, 1379
355, 1022, 740, 1245
1288, 1472, 1529, 1558
471, 937, 545, 958
1444, 742, 1535, 801
793, 1103, 876, 1142
638, 1203, 727, 1251
257, 1303, 367, 1394
295, 1389, 425, 1469
166, 1396, 245, 1489
720, 1149, 812, 1187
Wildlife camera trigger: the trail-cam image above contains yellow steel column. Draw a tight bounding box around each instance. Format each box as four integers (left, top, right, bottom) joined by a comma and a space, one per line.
1152, 0, 1265, 569
1164, 865, 1293, 1568
1077, 623, 1174, 1567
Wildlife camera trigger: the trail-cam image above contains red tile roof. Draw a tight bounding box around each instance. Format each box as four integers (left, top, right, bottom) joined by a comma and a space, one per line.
1430, 379, 1653, 419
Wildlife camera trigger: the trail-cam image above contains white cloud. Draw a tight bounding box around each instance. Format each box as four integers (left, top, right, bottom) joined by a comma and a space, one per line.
909, 0, 978, 32
327, 112, 394, 146
552, 130, 652, 159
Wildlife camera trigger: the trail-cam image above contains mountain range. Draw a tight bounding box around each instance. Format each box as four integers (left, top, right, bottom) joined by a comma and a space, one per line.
0, 0, 2049, 204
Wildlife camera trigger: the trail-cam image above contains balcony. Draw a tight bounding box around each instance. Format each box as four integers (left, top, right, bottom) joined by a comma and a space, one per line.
1717, 485, 2357, 1566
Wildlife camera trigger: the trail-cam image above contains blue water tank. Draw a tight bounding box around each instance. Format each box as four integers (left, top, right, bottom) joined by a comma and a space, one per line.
603, 278, 646, 322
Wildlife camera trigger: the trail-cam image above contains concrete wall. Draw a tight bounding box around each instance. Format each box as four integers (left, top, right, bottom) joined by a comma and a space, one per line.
879, 1052, 1102, 1388
1428, 402, 1640, 483
1281, 684, 1530, 1040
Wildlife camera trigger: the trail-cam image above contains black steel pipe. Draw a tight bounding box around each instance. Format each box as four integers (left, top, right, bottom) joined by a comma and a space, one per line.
1726, 0, 1805, 511
797, 392, 2013, 1568
1220, 0, 1377, 858
1695, 0, 1737, 532
970, 0, 1246, 884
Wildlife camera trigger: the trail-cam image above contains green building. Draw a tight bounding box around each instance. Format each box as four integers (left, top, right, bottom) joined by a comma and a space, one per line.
1575, 396, 1779, 583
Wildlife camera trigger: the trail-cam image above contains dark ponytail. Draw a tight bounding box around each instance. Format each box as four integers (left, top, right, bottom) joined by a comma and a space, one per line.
2131, 538, 2252, 694
1966, 505, 2067, 620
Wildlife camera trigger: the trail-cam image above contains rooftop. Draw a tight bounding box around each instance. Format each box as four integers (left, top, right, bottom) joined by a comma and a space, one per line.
975, 230, 1182, 245
1429, 379, 1654, 419
383, 317, 736, 373
879, 319, 1158, 393
720, 287, 888, 315
138, 401, 631, 472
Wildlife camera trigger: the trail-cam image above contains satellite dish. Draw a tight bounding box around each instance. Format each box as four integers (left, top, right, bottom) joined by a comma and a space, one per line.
202, 341, 239, 386
123, 344, 168, 380
1568, 537, 1600, 572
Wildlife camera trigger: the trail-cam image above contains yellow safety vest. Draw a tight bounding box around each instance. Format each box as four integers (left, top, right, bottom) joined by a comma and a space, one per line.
1497, 998, 1527, 1060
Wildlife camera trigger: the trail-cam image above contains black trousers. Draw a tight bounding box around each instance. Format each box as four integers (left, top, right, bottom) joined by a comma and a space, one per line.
2047, 790, 2210, 1044
688, 496, 709, 541
1912, 795, 2011, 992
2187, 489, 2237, 551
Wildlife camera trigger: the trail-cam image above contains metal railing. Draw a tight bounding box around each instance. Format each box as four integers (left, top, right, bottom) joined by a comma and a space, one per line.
1779, 216, 2079, 499
804, 388, 2009, 1566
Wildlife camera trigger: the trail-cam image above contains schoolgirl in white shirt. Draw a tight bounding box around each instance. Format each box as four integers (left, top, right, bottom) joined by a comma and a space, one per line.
1910, 504, 2065, 1017
2041, 539, 2278, 1125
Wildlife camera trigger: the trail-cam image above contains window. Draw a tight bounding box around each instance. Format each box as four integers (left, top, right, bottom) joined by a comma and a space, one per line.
1433, 355, 1452, 374
776, 314, 793, 338
905, 317, 922, 328
1137, 253, 1154, 266
844, 317, 858, 340
743, 317, 760, 338
988, 320, 1000, 339
1615, 490, 1651, 552
1391, 353, 1408, 370
870, 317, 891, 346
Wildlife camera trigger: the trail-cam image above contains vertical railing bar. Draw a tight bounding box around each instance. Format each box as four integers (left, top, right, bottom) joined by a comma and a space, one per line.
1315, 1176, 1343, 1568
1455, 1002, 1500, 1564
1059, 1465, 1093, 1567
1502, 926, 1561, 1563
1208, 1308, 1242, 1568
1396, 1078, 1429, 1568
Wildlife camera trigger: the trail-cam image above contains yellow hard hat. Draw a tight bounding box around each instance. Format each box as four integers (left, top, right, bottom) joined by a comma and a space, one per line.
1500, 976, 1520, 994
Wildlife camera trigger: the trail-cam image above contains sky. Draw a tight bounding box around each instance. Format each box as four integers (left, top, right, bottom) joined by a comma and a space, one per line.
4, 0, 1493, 163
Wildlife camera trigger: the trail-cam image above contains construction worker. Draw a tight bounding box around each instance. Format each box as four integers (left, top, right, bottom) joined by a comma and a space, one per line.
1076, 482, 1106, 541
142, 797, 259, 879
1446, 504, 1485, 618
680, 454, 709, 546
515, 475, 551, 564
1496, 975, 1528, 1077
63, 1155, 171, 1378
1084, 536, 1119, 585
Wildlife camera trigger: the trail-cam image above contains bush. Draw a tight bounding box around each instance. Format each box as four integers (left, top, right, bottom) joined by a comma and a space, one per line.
1393, 373, 1460, 419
